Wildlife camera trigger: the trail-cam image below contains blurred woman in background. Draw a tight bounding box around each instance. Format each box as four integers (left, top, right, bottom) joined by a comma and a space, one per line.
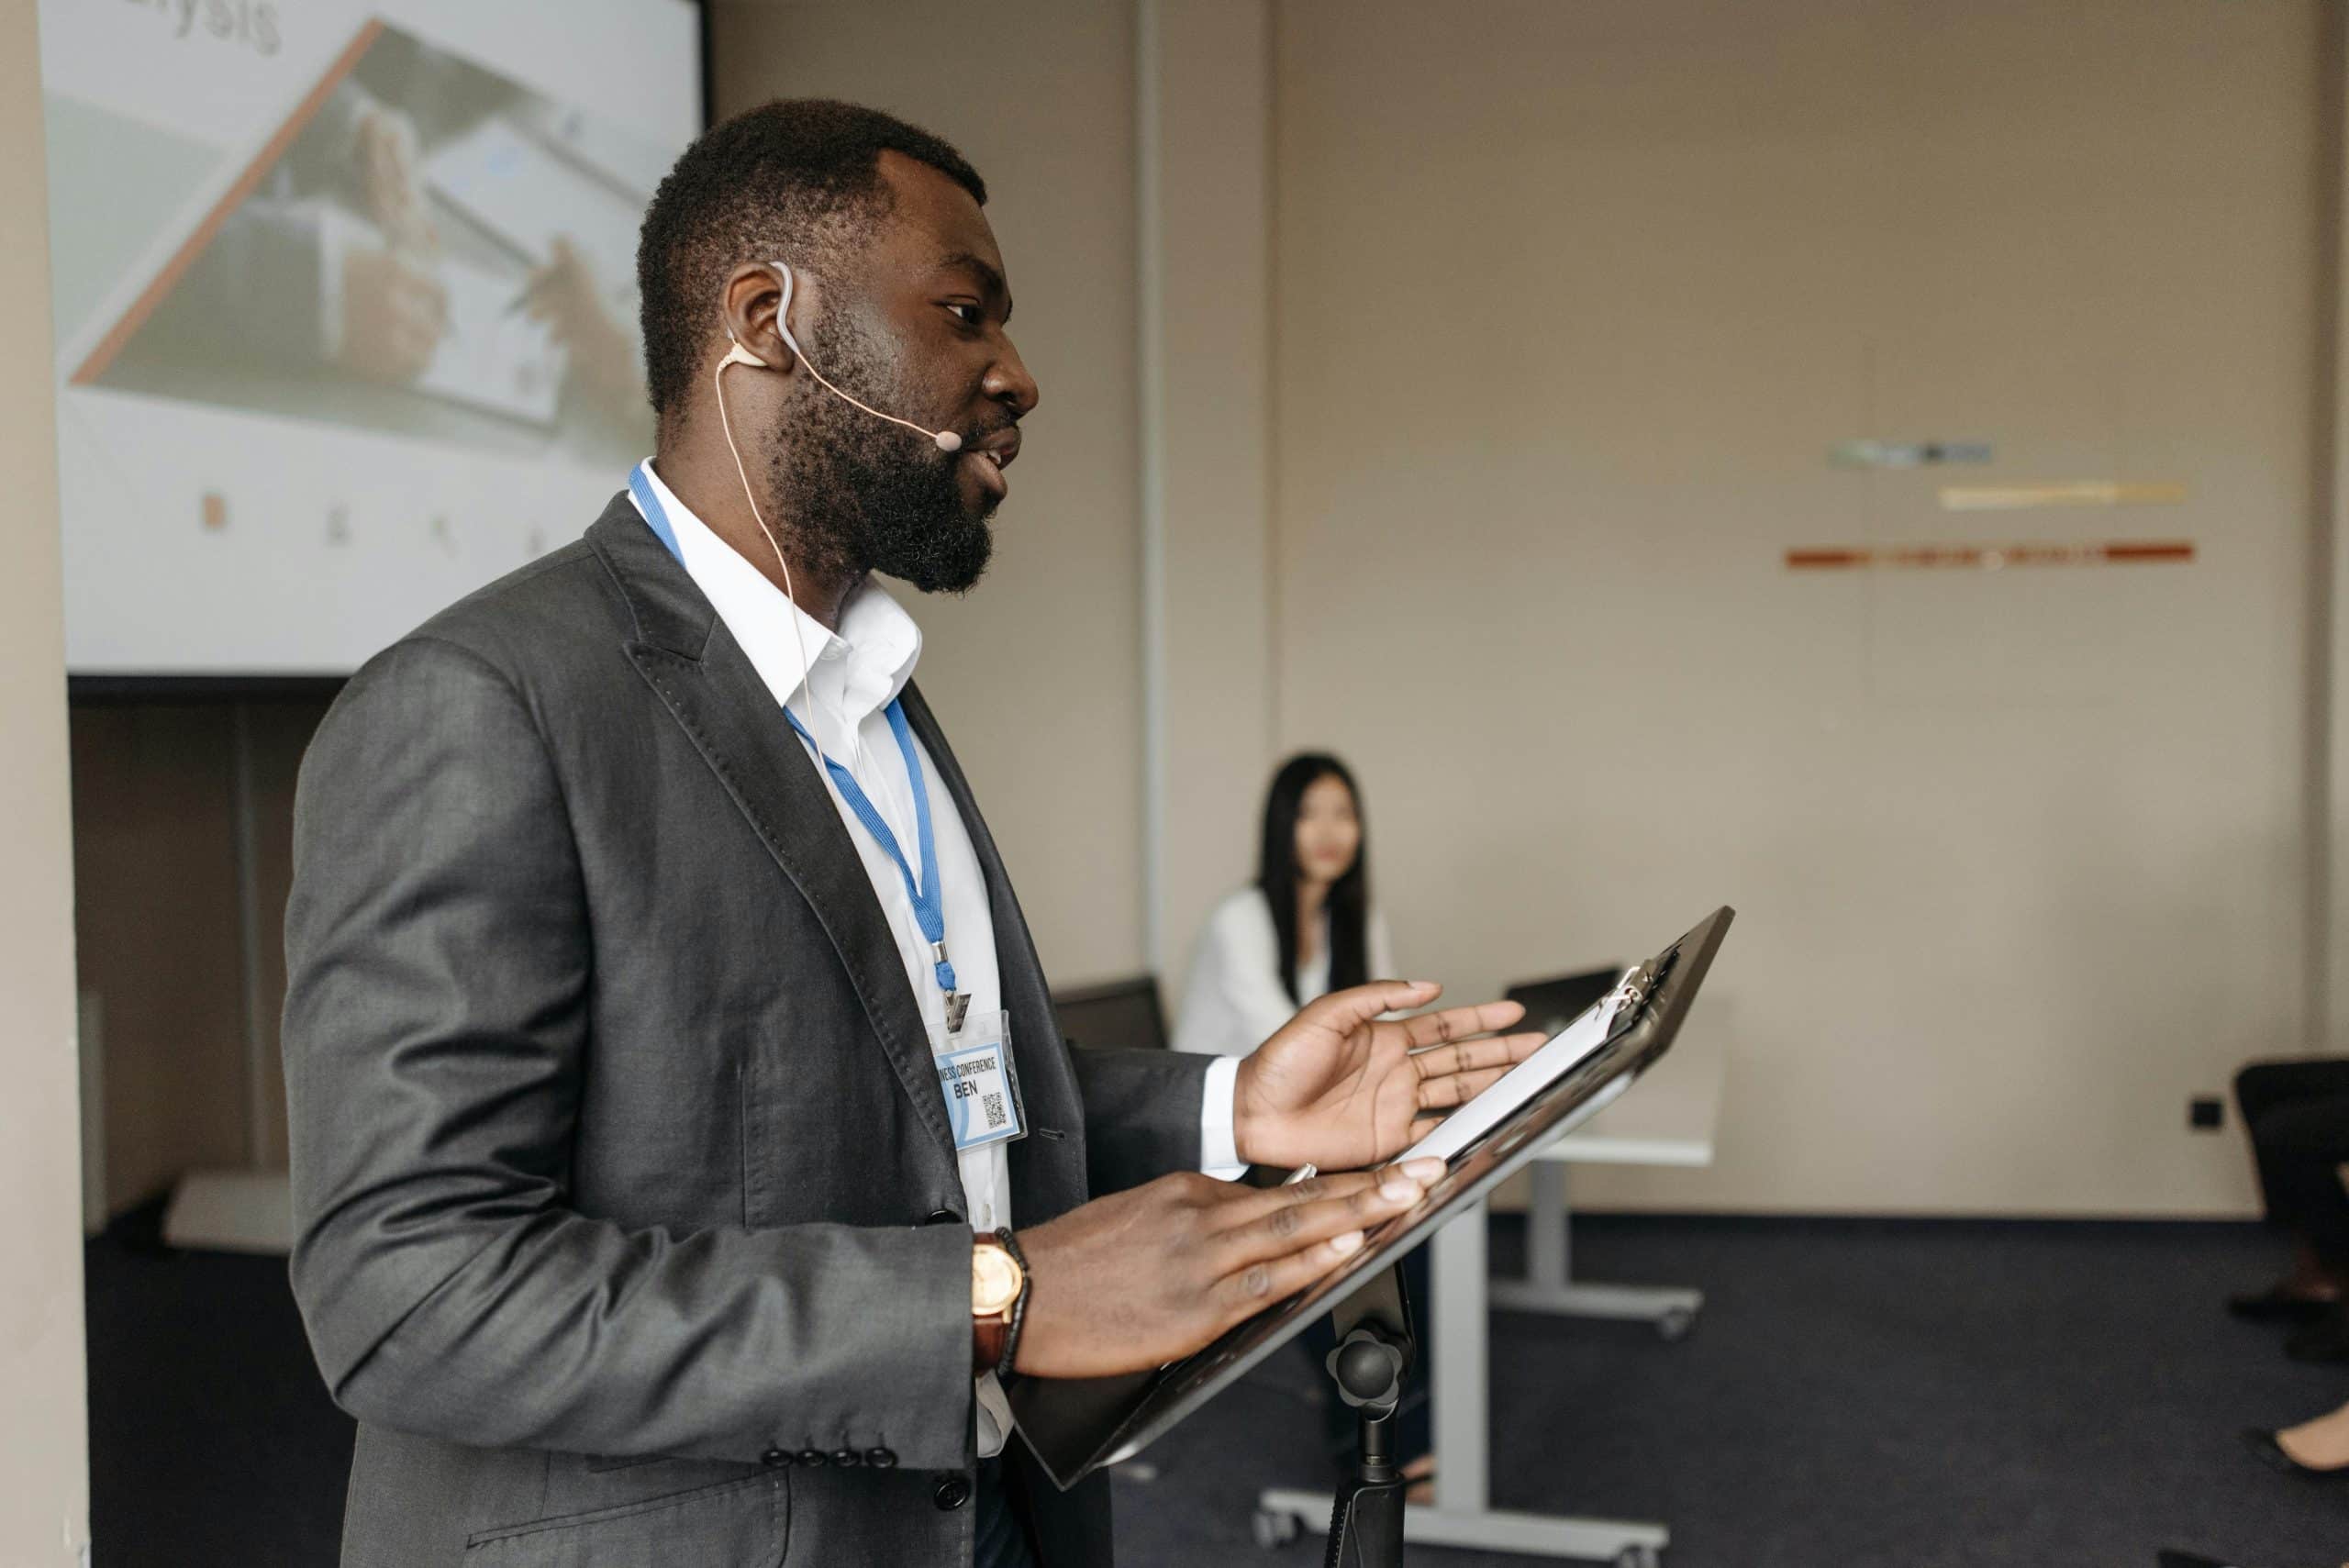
1174, 753, 1394, 1057
1174, 753, 1434, 1494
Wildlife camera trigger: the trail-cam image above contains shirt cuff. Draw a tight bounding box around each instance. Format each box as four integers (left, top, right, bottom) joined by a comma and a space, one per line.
1199, 1053, 1244, 1179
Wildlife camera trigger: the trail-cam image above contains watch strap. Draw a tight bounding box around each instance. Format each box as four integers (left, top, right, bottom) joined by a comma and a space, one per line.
973, 1312, 1009, 1371
992, 1226, 1030, 1380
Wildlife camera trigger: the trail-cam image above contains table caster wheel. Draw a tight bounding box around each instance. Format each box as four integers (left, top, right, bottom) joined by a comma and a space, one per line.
1615, 1546, 1662, 1568
1252, 1508, 1300, 1548
1656, 1307, 1696, 1341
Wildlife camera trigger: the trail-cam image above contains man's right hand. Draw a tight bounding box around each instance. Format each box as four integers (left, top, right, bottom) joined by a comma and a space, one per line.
1008, 1158, 1443, 1378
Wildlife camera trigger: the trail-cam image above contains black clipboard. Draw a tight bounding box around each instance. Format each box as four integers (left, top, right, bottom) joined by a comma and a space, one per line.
1012, 905, 1736, 1489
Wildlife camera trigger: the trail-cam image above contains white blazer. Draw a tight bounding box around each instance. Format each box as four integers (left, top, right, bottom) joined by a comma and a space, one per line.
1172, 886, 1397, 1056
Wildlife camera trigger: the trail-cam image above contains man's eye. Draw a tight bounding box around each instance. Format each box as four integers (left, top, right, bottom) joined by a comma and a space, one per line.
946, 302, 984, 327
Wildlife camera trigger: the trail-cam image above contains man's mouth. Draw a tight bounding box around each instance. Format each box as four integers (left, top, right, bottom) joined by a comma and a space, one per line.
964, 428, 1020, 498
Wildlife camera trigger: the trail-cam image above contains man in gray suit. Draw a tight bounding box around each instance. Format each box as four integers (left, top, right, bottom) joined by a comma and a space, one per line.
282, 100, 1537, 1567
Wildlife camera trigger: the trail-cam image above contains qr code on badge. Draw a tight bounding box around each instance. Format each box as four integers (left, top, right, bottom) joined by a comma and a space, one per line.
984, 1092, 1007, 1130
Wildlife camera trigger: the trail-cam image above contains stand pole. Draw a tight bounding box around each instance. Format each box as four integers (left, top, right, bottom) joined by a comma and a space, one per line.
1320, 1265, 1414, 1568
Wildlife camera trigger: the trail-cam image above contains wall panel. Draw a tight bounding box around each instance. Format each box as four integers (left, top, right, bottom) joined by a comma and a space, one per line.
1272, 0, 2326, 1213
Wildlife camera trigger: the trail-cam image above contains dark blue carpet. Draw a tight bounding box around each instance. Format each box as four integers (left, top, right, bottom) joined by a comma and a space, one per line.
83, 1210, 2343, 1566
1110, 1215, 2346, 1568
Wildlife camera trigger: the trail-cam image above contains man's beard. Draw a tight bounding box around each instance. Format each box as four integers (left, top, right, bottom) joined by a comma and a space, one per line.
762, 311, 996, 595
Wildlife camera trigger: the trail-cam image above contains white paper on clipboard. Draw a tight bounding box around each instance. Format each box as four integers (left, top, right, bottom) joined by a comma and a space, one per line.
1398, 969, 1638, 1164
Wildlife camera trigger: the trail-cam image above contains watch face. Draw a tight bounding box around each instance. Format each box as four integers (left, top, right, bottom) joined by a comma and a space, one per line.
972, 1243, 1023, 1317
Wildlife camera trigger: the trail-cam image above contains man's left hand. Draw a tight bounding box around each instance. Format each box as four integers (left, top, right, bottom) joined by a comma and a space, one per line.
1231, 982, 1544, 1172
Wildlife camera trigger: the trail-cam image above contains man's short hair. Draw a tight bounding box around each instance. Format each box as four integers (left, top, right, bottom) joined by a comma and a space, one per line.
636, 98, 986, 424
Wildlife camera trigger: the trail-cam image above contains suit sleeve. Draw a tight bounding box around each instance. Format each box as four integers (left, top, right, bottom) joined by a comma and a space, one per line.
1068, 1046, 1216, 1194
282, 636, 974, 1469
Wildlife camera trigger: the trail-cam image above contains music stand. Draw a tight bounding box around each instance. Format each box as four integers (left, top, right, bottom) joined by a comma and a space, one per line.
1013, 906, 1736, 1565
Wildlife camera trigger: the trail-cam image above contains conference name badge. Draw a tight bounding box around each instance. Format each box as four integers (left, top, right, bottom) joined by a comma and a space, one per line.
933, 1008, 1027, 1152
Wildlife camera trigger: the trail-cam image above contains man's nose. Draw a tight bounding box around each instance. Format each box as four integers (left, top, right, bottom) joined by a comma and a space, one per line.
985, 339, 1040, 419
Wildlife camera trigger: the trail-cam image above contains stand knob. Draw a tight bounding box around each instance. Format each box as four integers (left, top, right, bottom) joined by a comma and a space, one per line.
1328, 1329, 1406, 1411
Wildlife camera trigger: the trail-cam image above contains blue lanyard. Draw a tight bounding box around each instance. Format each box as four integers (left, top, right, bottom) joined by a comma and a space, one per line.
628, 462, 957, 997
627, 462, 684, 562
782, 701, 956, 995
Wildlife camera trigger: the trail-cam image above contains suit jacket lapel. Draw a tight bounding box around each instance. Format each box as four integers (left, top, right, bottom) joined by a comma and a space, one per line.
588, 499, 959, 1173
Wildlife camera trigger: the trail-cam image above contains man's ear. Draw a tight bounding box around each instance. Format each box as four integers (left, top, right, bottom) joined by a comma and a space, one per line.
719, 261, 798, 374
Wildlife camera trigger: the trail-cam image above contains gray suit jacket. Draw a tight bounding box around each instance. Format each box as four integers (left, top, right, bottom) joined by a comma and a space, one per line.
282, 495, 1212, 1567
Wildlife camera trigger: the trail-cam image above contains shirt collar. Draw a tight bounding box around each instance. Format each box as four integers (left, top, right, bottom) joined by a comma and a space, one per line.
632, 458, 922, 724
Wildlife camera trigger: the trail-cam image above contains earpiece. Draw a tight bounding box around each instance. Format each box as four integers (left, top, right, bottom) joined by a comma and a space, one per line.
719, 335, 768, 372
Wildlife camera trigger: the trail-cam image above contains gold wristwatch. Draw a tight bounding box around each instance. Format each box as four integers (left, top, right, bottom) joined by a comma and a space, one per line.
971, 1234, 1025, 1370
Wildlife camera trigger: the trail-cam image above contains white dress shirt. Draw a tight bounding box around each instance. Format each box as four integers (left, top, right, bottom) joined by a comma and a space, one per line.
1172, 887, 1396, 1057
629, 462, 1241, 1451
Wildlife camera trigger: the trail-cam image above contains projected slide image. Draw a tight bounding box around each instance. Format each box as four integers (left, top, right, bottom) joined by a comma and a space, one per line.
45, 0, 699, 673
68, 18, 660, 464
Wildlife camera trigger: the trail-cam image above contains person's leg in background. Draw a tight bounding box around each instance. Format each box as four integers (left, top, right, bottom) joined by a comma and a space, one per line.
2242, 1390, 2349, 1478
2243, 1088, 2349, 1362
2231, 1059, 2349, 1321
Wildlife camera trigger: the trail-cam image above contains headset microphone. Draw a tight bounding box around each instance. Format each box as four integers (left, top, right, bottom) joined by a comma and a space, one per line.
728, 260, 963, 452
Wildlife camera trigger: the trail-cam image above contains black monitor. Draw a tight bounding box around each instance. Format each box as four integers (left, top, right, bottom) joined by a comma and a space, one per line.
1052, 975, 1168, 1052
1504, 965, 1624, 1040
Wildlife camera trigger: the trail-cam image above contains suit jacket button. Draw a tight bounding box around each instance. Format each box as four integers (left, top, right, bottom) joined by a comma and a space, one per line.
797, 1450, 829, 1468
866, 1448, 897, 1469
831, 1448, 863, 1468
760, 1448, 792, 1468
933, 1476, 972, 1510
926, 1209, 963, 1226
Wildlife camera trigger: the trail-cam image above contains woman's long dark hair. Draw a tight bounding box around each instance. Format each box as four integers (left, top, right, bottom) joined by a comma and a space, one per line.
1258, 753, 1371, 1004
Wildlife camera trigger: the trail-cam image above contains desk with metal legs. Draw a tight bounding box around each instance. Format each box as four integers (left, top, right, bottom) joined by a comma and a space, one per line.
1489, 1039, 1723, 1336
1254, 1040, 1723, 1565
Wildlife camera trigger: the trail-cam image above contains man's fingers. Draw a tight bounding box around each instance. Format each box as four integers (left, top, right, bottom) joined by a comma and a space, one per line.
1399, 998, 1525, 1051
1212, 1229, 1375, 1317
1408, 1029, 1543, 1084
1210, 1158, 1443, 1258
1292, 979, 1445, 1040
1418, 1064, 1521, 1110
1211, 1170, 1380, 1227
1217, 1185, 1406, 1262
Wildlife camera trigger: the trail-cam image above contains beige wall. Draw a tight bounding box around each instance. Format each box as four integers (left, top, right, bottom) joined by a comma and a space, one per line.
707, 2, 2338, 1214
2324, 11, 2349, 1064
1269, 0, 2328, 1214
0, 0, 92, 1555
709, 0, 1150, 985
1141, 0, 1279, 975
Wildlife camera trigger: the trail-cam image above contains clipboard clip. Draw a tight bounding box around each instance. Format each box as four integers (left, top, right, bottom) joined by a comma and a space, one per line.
1599, 958, 1661, 1036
